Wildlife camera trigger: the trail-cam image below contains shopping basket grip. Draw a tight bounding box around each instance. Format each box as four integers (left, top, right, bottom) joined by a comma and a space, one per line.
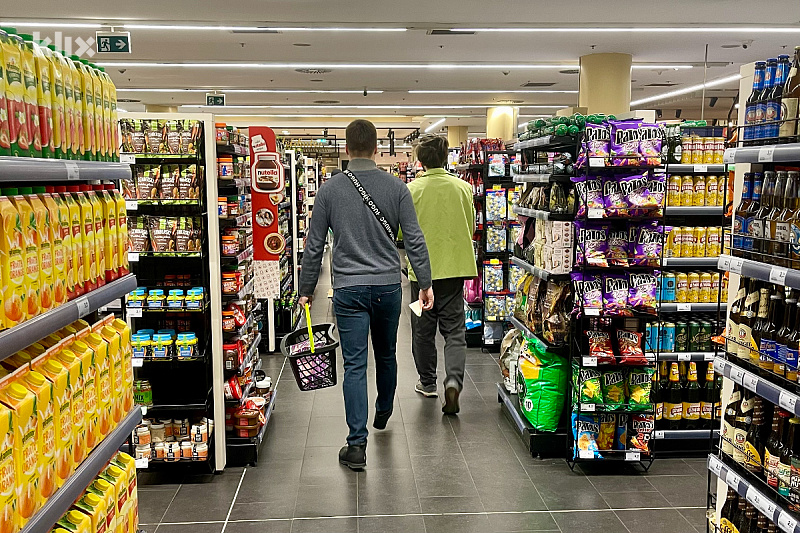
305, 303, 315, 353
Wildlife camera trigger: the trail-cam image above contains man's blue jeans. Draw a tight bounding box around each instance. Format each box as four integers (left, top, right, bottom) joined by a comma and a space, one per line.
332, 283, 402, 445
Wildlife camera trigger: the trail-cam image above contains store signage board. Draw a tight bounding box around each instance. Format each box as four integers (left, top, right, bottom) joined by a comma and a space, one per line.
96, 32, 131, 53
206, 93, 226, 107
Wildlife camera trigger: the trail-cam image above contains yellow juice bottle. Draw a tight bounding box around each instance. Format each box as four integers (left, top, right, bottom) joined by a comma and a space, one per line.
0, 382, 40, 525
42, 44, 64, 159
110, 319, 132, 413
95, 185, 118, 282
56, 509, 91, 533
102, 69, 119, 161
69, 340, 98, 450
84, 185, 105, 288
51, 47, 73, 160
7, 190, 40, 319
0, 402, 18, 533
72, 186, 95, 292
36, 358, 73, 485
100, 326, 122, 424
19, 371, 56, 501
22, 36, 52, 158
71, 56, 93, 161
87, 477, 116, 533
61, 187, 83, 297
38, 187, 67, 306
54, 349, 86, 465
84, 333, 110, 438
21, 187, 54, 312
0, 192, 24, 328
73, 492, 107, 533
110, 186, 128, 277
85, 61, 103, 161
99, 68, 114, 162
99, 465, 126, 533
65, 55, 83, 159
1, 31, 28, 159
16, 36, 40, 157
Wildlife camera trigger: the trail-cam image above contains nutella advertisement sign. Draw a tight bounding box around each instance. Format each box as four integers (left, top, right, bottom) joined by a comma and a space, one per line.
249, 127, 283, 262
253, 153, 284, 193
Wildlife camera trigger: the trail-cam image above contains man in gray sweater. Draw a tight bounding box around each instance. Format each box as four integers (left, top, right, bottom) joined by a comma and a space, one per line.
299, 119, 434, 470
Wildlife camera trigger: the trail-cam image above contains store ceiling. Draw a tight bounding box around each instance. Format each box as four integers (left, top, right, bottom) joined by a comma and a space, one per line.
3, 1, 799, 133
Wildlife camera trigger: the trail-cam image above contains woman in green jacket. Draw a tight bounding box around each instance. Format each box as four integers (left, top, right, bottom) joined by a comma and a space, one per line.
407, 134, 478, 414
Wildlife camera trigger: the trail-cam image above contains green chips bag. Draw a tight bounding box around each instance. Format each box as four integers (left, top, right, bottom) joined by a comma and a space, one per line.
572, 363, 602, 404
626, 367, 655, 410
601, 370, 625, 408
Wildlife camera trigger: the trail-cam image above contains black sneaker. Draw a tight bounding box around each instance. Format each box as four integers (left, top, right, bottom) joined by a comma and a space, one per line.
373, 409, 392, 430
339, 443, 367, 470
442, 386, 460, 415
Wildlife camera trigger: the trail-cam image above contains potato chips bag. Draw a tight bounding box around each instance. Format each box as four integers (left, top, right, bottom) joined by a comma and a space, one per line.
572, 363, 602, 403
601, 370, 625, 408
597, 414, 615, 450
572, 412, 603, 459
630, 414, 654, 454
626, 367, 655, 409
614, 414, 629, 450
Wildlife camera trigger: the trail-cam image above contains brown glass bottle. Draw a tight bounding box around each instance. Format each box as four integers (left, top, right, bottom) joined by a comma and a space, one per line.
767, 171, 789, 262
780, 416, 800, 499
776, 293, 798, 377
749, 172, 767, 259
766, 409, 789, 487
734, 389, 755, 465
729, 277, 746, 355
790, 416, 800, 510
753, 287, 773, 360
737, 503, 757, 533
759, 292, 783, 376
744, 397, 766, 474
700, 363, 716, 430
682, 362, 701, 430
779, 46, 800, 140
777, 170, 798, 267
663, 362, 683, 430
736, 172, 755, 257
739, 278, 763, 363
722, 384, 742, 457
719, 488, 738, 532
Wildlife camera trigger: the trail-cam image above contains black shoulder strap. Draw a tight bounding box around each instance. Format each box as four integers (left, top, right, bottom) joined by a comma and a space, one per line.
342, 169, 396, 242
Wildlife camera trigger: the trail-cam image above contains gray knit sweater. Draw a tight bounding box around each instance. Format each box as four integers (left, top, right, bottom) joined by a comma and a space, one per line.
299, 158, 432, 296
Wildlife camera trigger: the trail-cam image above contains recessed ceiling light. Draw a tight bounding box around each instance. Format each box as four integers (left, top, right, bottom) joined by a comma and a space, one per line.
310, 79, 324, 82
116, 88, 382, 94
183, 104, 568, 109
295, 68, 332, 75
559, 69, 580, 75
313, 100, 340, 104
424, 118, 446, 133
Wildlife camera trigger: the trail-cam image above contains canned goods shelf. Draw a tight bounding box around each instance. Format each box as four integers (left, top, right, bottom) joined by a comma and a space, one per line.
0, 156, 134, 182
663, 164, 727, 174
664, 206, 725, 216
19, 407, 143, 533
658, 302, 725, 312
724, 142, 800, 164
662, 257, 721, 266
718, 254, 800, 291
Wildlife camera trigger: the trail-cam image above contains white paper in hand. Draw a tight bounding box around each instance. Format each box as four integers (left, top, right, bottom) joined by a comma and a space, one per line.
409, 300, 423, 317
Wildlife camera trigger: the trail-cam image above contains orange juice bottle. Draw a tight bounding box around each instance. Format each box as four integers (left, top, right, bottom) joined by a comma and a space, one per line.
69, 340, 98, 450
21, 187, 54, 313
65, 55, 83, 159
0, 192, 24, 328
41, 44, 64, 159
22, 36, 52, 158
108, 185, 128, 277
37, 358, 73, 485
83, 185, 105, 288
101, 68, 118, 161
71, 186, 95, 292
19, 371, 56, 501
38, 187, 67, 306
99, 465, 126, 533
0, 402, 18, 533
1, 30, 29, 158
110, 319, 132, 412
61, 186, 83, 297
0, 382, 40, 524
16, 35, 40, 157
100, 326, 122, 424
84, 333, 110, 437
85, 61, 103, 161
73, 492, 107, 533
54, 349, 86, 465
110, 452, 137, 533
50, 187, 72, 301
56, 509, 91, 533
6, 189, 40, 319
95, 185, 118, 282
87, 477, 115, 532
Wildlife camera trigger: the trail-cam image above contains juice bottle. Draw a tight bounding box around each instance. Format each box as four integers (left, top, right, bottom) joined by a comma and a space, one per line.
72, 186, 95, 292
21, 187, 54, 312
83, 185, 105, 288
99, 68, 115, 161
49, 187, 72, 302
73, 492, 107, 533
108, 185, 128, 277
38, 187, 67, 306
0, 382, 40, 524
7, 190, 40, 319
110, 319, 133, 412
42, 44, 63, 159
69, 340, 98, 450
1, 29, 29, 157
110, 452, 137, 533
0, 192, 23, 328
84, 333, 110, 438
22, 35, 52, 158
56, 509, 91, 533
72, 56, 93, 161
36, 358, 73, 485
0, 402, 17, 533
50, 46, 73, 159
87, 477, 116, 532
0, 31, 10, 157
17, 35, 40, 157
60, 186, 83, 298
85, 61, 104, 161
98, 465, 126, 533
19, 371, 56, 501
93, 185, 117, 282
65, 54, 82, 159
100, 326, 122, 424
96, 64, 110, 162
54, 349, 86, 465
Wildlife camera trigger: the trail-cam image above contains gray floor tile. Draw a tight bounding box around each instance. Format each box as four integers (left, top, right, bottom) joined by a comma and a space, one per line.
299, 446, 357, 484
586, 474, 656, 493
156, 524, 224, 533
677, 507, 708, 532
358, 515, 426, 533
645, 475, 708, 507
294, 481, 358, 518
290, 517, 358, 533
411, 453, 479, 498
139, 524, 158, 533
138, 489, 175, 524
424, 513, 493, 533
225, 520, 293, 533
551, 510, 627, 532
229, 496, 298, 520
477, 483, 548, 512
467, 364, 505, 383
486, 511, 560, 532
357, 467, 418, 498
535, 476, 609, 511
161, 482, 238, 523
616, 509, 698, 533
305, 416, 349, 448
601, 490, 671, 508
419, 495, 486, 513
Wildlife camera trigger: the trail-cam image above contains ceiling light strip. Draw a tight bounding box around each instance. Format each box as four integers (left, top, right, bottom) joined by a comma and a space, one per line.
424, 118, 446, 133
116, 88, 384, 94
181, 104, 568, 109
630, 74, 742, 107
453, 26, 800, 33
97, 61, 581, 69
409, 89, 578, 94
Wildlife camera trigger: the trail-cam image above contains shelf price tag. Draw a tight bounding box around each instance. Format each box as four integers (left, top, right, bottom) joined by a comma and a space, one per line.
759, 145, 776, 162
677, 303, 692, 312
589, 157, 605, 168
65, 161, 80, 180
580, 403, 596, 412
127, 307, 142, 318
583, 357, 598, 367
132, 358, 144, 368
715, 359, 727, 374
588, 208, 604, 219
730, 258, 745, 274
705, 353, 715, 361
778, 511, 798, 533
76, 296, 91, 318
694, 164, 708, 173
135, 458, 149, 469
771, 267, 789, 285
719, 256, 732, 271
747, 486, 777, 519
654, 430, 665, 439
780, 391, 799, 414
126, 200, 138, 211
743, 373, 759, 392
726, 470, 742, 489
723, 148, 736, 164
708, 456, 723, 477
731, 367, 746, 385
120, 154, 136, 164
625, 451, 641, 462
678, 353, 692, 361
128, 252, 139, 262
578, 449, 594, 459
585, 308, 601, 316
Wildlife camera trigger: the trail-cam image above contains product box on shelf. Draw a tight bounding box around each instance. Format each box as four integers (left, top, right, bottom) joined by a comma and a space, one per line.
35, 357, 75, 488
0, 402, 17, 533
542, 246, 573, 274
546, 221, 574, 248
19, 370, 58, 504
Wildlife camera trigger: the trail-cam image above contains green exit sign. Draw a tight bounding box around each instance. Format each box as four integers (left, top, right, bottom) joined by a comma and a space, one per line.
96, 32, 131, 53
206, 94, 226, 106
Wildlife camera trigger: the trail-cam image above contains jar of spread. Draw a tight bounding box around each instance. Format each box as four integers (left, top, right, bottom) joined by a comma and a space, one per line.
150, 423, 166, 443
147, 289, 165, 308
227, 195, 240, 216
222, 311, 236, 332
132, 334, 151, 360
134, 425, 151, 445
135, 445, 152, 460
215, 123, 229, 145
222, 273, 238, 294
153, 442, 166, 460
174, 419, 190, 439
253, 152, 283, 193
158, 329, 177, 340
128, 288, 146, 307
234, 422, 260, 438
202, 417, 215, 436
223, 343, 239, 371
180, 441, 193, 460
166, 442, 181, 462
186, 287, 204, 309
193, 443, 209, 461
191, 423, 208, 443
218, 156, 234, 177
221, 235, 238, 256
152, 334, 173, 359
218, 196, 228, 218
160, 419, 174, 439
167, 289, 185, 309
176, 333, 197, 359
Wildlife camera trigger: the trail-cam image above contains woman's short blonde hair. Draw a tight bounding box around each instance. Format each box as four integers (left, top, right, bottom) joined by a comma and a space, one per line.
415, 134, 449, 169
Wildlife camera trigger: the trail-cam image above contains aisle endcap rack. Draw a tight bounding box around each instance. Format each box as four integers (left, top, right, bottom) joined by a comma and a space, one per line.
496, 382, 567, 458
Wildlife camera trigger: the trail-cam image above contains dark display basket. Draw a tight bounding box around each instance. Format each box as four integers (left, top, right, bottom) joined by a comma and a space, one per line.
280, 323, 339, 391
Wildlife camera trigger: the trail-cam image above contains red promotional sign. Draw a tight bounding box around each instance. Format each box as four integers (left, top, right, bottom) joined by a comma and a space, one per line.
249, 127, 285, 261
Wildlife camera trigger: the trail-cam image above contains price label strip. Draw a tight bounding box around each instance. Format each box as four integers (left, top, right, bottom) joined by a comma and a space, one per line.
677, 303, 692, 312
589, 157, 605, 168
76, 296, 91, 319
581, 403, 596, 412
132, 358, 144, 368
730, 258, 745, 274
715, 359, 728, 374
694, 164, 708, 173
583, 357, 598, 367
719, 256, 732, 272
128, 252, 140, 262
780, 391, 799, 415
708, 456, 723, 478
743, 373, 759, 392
678, 353, 692, 361
625, 451, 641, 462
578, 449, 594, 459
778, 510, 799, 533
120, 153, 136, 164
126, 200, 138, 211
746, 486, 777, 520
135, 457, 149, 469
731, 367, 746, 385
726, 470, 742, 490
759, 145, 776, 162
65, 161, 80, 180
127, 307, 143, 318
723, 148, 736, 164
770, 267, 789, 286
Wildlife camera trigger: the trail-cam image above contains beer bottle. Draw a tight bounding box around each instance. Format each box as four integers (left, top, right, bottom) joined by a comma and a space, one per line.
780, 416, 800, 499
729, 277, 746, 354
737, 502, 757, 533
767, 55, 791, 141
790, 416, 800, 510
781, 170, 800, 268
663, 362, 683, 430
748, 172, 766, 258
746, 61, 767, 143
682, 362, 701, 429
738, 278, 762, 362
719, 489, 739, 533
779, 46, 800, 141
776, 292, 797, 377
788, 171, 800, 269
757, 59, 778, 141
700, 362, 716, 430
756, 515, 768, 533
657, 360, 668, 428
678, 360, 688, 387
766, 409, 789, 486
759, 292, 782, 375
752, 286, 772, 355
788, 299, 800, 382
716, 371, 725, 421
734, 389, 754, 465
767, 171, 789, 260
722, 384, 742, 457
734, 172, 754, 254
745, 397, 766, 474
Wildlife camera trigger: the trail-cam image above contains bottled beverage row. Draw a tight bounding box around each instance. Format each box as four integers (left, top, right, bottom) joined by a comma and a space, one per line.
654, 360, 719, 430
646, 312, 720, 353
733, 170, 800, 268
0, 26, 120, 160
718, 487, 779, 533
744, 47, 800, 143
664, 224, 724, 258
727, 277, 800, 383
666, 174, 726, 207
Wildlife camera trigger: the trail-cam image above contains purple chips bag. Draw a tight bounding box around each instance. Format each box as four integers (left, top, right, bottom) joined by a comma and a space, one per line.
603, 274, 631, 316
603, 176, 629, 217
576, 122, 610, 168
609, 120, 642, 166
572, 272, 603, 316
572, 175, 603, 217
607, 229, 629, 267
630, 223, 669, 266
618, 173, 651, 210
639, 123, 663, 166
575, 221, 609, 267
645, 172, 666, 209
628, 271, 659, 311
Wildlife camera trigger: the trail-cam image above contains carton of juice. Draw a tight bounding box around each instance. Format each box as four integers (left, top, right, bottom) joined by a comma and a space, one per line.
72, 319, 91, 336
56, 509, 91, 533
100, 326, 122, 424
110, 319, 133, 412
2, 32, 30, 157
36, 358, 73, 485
26, 37, 52, 158
110, 452, 137, 533
17, 36, 40, 158
73, 492, 107, 533
22, 188, 54, 313
54, 349, 86, 465
0, 402, 18, 533
69, 340, 98, 450
99, 465, 126, 533
0, 382, 40, 524
50, 187, 73, 300
84, 185, 106, 288
86, 61, 103, 161
39, 188, 67, 305
0, 32, 10, 157
110, 186, 128, 276
61, 187, 83, 297
0, 193, 23, 328
84, 333, 111, 438
8, 191, 40, 318
71, 56, 93, 161
88, 477, 116, 533
72, 187, 96, 292
50, 46, 72, 160
98, 66, 112, 162
40, 44, 62, 159
95, 186, 118, 282
66, 55, 83, 159
38, 334, 63, 349
19, 371, 56, 501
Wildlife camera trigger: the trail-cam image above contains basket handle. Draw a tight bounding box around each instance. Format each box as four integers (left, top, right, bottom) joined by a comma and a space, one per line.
304, 303, 315, 353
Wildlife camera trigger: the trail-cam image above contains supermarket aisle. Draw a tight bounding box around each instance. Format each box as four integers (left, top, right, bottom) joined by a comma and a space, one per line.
137, 255, 708, 533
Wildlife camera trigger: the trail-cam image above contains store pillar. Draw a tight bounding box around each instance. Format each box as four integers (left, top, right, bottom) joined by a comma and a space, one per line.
447, 126, 468, 147
486, 106, 518, 141
578, 53, 632, 115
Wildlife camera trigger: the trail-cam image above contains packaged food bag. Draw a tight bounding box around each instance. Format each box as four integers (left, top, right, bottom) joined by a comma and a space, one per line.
517, 341, 568, 432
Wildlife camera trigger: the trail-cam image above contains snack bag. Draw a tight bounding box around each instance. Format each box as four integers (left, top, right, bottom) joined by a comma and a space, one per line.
572, 412, 603, 459
609, 119, 643, 166
630, 223, 667, 267
603, 176, 629, 217
630, 414, 654, 454
626, 367, 655, 408
571, 272, 602, 316
572, 363, 602, 403
617, 330, 648, 364
603, 275, 631, 316
614, 414, 629, 450
618, 173, 650, 209
586, 330, 616, 364
628, 272, 659, 312
576, 122, 610, 168
575, 221, 609, 267
572, 176, 603, 217
517, 343, 568, 432
645, 172, 666, 208
601, 370, 626, 408
639, 124, 663, 166
597, 413, 615, 450
607, 229, 629, 267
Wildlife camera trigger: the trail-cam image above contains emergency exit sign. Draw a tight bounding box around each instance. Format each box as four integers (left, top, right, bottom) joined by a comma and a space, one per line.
206, 94, 226, 106
96, 32, 131, 53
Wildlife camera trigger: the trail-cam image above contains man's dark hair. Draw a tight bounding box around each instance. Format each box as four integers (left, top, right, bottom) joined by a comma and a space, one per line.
415, 134, 449, 169
346, 119, 378, 158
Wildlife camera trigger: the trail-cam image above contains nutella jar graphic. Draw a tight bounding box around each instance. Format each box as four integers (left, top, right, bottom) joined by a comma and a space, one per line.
252, 152, 284, 194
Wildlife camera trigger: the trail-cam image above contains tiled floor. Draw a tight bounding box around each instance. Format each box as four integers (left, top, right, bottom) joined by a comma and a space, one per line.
138, 257, 709, 533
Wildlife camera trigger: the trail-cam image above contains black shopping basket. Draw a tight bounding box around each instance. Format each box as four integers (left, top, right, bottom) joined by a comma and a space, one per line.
280, 306, 339, 391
